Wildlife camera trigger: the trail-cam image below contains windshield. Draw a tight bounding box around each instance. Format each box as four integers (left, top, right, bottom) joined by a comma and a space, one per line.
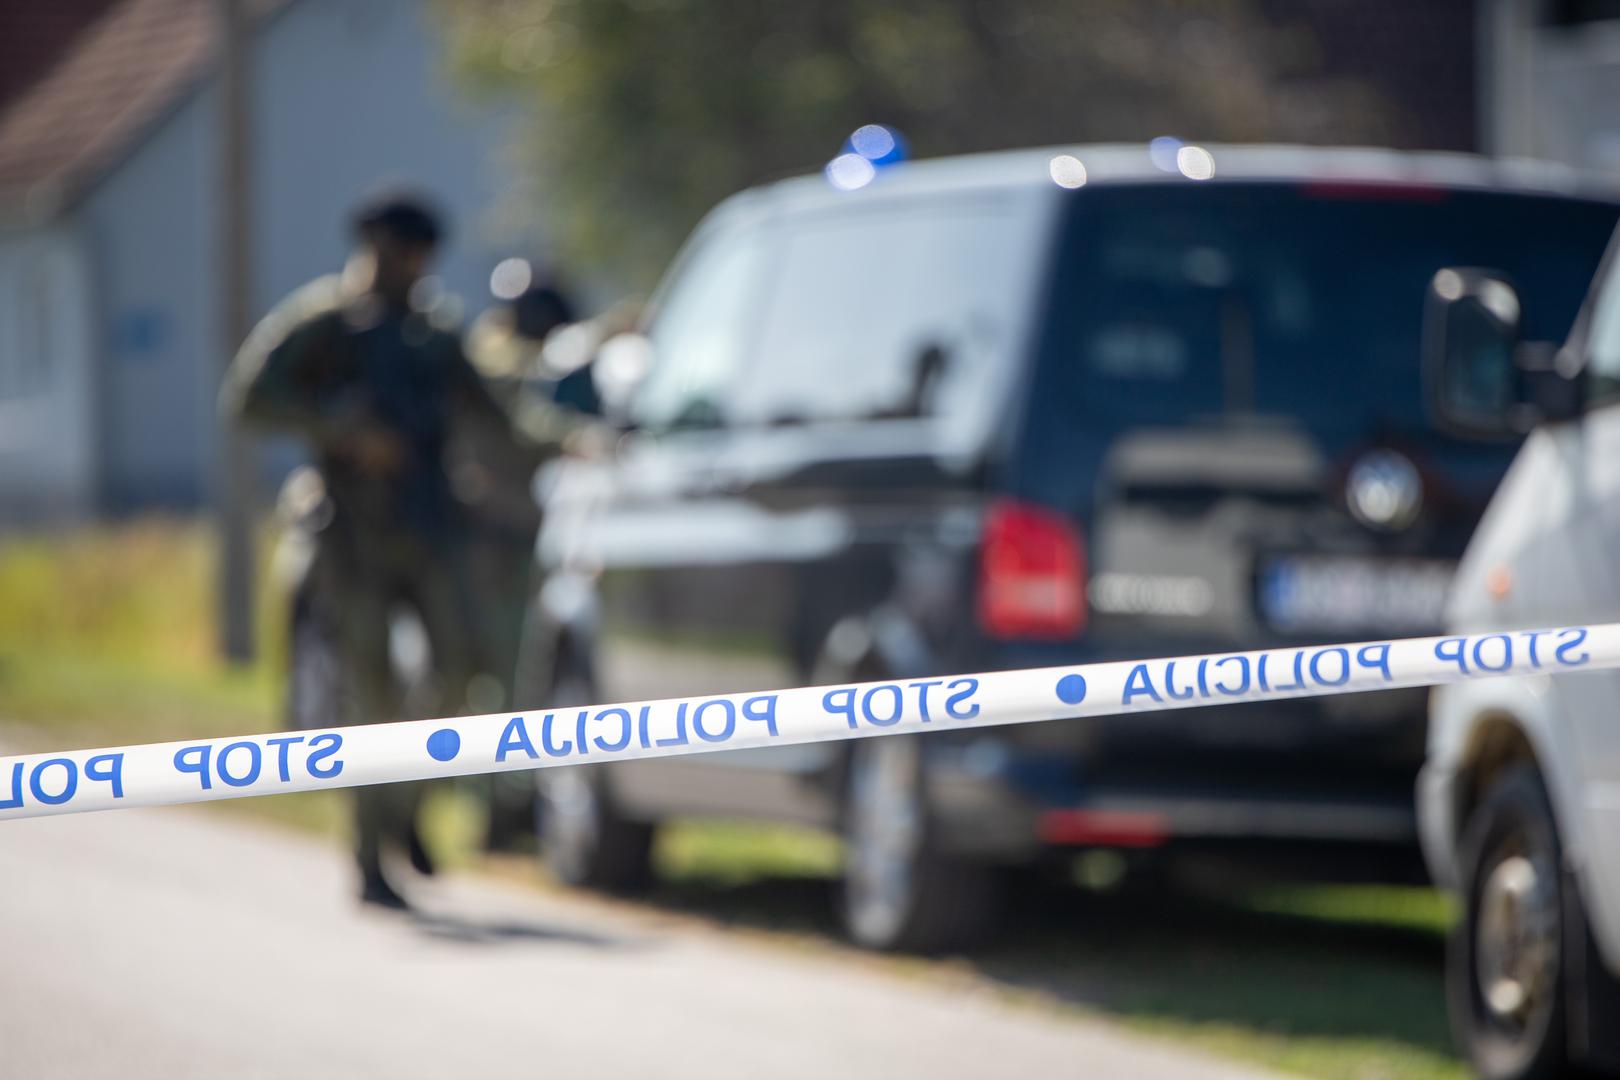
632, 196, 1037, 434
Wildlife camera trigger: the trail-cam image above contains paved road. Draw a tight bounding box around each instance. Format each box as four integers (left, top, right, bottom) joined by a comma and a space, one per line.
0, 808, 1283, 1079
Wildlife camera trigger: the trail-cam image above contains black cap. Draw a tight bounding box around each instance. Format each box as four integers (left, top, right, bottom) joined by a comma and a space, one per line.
512, 282, 578, 339
350, 189, 445, 248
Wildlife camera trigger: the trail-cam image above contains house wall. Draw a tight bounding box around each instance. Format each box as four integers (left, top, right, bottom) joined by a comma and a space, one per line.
74, 0, 517, 513
1525, 22, 1620, 174
253, 0, 515, 318
79, 66, 212, 511
1482, 0, 1620, 174
0, 226, 97, 519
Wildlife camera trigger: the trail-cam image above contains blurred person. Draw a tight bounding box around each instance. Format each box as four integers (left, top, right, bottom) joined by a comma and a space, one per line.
225, 191, 509, 910
464, 269, 577, 400
458, 269, 615, 849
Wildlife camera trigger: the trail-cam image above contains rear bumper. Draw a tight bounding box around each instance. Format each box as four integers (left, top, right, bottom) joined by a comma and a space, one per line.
929, 764, 1420, 877
931, 765, 1416, 852
925, 710, 1423, 865
1037, 791, 1414, 846
925, 638, 1429, 849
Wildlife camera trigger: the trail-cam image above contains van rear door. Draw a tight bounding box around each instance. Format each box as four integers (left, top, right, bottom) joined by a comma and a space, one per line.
1013, 183, 1618, 654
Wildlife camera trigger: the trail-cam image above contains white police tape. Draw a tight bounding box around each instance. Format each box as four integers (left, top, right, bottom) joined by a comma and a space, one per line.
1, 624, 1613, 822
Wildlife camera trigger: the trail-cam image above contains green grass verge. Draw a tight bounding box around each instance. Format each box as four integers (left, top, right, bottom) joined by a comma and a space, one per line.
646, 821, 1465, 1080
0, 518, 334, 835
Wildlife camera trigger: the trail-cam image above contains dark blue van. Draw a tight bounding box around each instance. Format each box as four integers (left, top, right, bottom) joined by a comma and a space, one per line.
522, 144, 1619, 950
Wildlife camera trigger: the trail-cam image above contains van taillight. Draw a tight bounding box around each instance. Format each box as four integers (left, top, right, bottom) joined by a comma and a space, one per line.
978, 500, 1086, 640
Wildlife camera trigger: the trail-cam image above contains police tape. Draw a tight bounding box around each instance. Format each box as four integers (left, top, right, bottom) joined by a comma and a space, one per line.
1, 624, 1614, 821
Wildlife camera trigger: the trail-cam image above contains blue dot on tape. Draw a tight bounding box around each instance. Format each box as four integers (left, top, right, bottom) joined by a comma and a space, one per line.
426, 728, 461, 762
1055, 674, 1088, 706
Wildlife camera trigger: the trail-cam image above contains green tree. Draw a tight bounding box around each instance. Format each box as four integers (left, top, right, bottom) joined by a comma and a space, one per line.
439, 0, 1395, 288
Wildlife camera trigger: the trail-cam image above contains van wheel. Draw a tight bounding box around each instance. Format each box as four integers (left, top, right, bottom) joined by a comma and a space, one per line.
841, 735, 997, 952
534, 673, 654, 893
1450, 763, 1568, 1080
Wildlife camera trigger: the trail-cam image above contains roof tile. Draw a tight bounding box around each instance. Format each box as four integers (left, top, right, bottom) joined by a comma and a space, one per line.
0, 0, 278, 222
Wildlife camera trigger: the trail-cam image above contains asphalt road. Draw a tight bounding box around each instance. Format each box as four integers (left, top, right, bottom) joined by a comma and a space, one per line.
0, 807, 1284, 1080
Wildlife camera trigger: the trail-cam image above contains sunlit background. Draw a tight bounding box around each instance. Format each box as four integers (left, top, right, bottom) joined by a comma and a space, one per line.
3, 3, 1620, 1078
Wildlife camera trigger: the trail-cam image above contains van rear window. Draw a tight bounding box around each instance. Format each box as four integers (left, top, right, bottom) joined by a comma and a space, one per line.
1014, 184, 1617, 501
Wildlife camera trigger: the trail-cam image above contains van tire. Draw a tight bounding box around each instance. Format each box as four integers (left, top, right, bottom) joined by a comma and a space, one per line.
840, 735, 997, 953
1449, 763, 1570, 1080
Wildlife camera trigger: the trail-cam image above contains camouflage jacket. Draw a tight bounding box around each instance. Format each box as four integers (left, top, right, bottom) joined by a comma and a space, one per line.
224, 277, 509, 542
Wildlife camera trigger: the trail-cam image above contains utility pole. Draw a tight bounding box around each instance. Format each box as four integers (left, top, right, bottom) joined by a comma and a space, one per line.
217, 0, 256, 662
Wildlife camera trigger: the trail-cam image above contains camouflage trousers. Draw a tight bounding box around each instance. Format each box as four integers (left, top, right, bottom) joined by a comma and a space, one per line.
331, 530, 478, 880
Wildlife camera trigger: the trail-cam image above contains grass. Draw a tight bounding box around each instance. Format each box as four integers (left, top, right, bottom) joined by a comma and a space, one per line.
1245, 883, 1457, 937
0, 518, 1465, 1080
1066, 883, 1462, 1080
656, 818, 843, 885
644, 823, 1464, 1080
0, 518, 346, 834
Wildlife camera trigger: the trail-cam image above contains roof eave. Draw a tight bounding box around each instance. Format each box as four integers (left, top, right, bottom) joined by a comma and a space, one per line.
0, 177, 72, 232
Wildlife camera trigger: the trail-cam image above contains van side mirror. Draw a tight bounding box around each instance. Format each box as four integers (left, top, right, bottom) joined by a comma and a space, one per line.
1516, 341, 1586, 426
1425, 269, 1521, 435
1424, 268, 1579, 435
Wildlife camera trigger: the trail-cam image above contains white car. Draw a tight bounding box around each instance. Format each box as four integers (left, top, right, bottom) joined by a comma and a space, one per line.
1421, 247, 1620, 1077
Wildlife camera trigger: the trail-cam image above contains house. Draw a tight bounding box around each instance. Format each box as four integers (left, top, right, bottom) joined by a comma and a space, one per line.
1483, 0, 1620, 171
0, 0, 521, 519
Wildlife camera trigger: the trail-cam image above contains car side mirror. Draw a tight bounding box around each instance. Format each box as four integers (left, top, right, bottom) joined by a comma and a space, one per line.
1424, 268, 1575, 435
592, 332, 654, 429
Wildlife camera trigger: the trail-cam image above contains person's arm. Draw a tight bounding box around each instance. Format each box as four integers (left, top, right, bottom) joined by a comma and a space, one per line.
223, 309, 369, 454
445, 335, 511, 424
448, 337, 587, 461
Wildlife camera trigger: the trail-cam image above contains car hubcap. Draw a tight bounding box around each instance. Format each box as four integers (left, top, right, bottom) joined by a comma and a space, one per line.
847, 738, 923, 943
1476, 848, 1558, 1029
541, 768, 599, 881
290, 622, 340, 729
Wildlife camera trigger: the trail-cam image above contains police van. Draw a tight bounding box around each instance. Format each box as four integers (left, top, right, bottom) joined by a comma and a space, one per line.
1421, 221, 1620, 1076
526, 143, 1619, 951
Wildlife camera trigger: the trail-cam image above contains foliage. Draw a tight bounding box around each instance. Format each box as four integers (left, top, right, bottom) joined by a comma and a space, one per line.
438, 0, 1397, 286
0, 518, 281, 739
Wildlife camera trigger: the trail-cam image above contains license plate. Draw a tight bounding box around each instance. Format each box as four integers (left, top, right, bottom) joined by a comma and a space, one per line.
1258, 555, 1454, 634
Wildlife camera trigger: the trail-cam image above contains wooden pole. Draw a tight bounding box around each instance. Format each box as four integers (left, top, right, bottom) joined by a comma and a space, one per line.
216, 0, 256, 662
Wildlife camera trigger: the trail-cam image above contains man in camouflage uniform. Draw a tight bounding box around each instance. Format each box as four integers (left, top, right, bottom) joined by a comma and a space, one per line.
226, 193, 507, 909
